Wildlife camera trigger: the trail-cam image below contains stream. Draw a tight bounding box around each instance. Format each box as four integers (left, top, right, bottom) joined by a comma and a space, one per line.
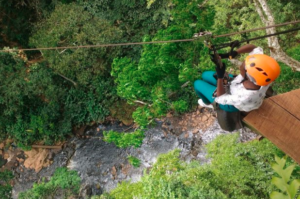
10, 110, 257, 198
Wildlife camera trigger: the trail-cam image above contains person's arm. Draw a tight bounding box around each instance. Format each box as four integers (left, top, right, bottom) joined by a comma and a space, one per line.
219, 44, 257, 59
236, 44, 257, 54
217, 79, 225, 97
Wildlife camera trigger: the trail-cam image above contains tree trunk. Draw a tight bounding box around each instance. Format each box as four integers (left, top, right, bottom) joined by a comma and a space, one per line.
253, 0, 300, 71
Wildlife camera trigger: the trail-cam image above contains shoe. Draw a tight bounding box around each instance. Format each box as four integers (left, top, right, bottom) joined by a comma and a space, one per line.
198, 99, 214, 109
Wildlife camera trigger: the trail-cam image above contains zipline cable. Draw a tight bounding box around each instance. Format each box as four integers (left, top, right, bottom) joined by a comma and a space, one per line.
1, 20, 300, 52
214, 26, 300, 50
213, 20, 300, 38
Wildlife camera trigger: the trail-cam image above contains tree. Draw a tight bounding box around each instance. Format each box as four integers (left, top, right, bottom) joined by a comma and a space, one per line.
112, 0, 214, 128
30, 2, 123, 86
253, 0, 300, 71
78, 0, 171, 59
208, 0, 300, 71
0, 0, 75, 47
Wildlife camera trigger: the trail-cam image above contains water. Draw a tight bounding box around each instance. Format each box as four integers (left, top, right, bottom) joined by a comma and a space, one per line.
12, 118, 257, 198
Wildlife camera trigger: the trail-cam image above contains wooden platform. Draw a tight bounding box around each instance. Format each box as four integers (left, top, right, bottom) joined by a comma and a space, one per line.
243, 89, 300, 164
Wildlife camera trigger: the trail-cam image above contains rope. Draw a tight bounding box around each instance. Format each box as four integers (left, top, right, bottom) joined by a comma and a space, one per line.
1, 20, 300, 52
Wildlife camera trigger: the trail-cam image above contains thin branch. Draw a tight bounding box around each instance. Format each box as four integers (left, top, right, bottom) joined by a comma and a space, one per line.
181, 81, 190, 88
198, 0, 209, 8
57, 73, 77, 86
134, 100, 149, 106
59, 49, 67, 54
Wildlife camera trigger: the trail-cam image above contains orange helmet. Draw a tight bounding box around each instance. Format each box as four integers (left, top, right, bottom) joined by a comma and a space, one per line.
245, 54, 280, 86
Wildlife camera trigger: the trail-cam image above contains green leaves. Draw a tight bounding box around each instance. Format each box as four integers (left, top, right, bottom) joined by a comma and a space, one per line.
103, 130, 145, 148
127, 156, 141, 168
19, 167, 81, 199
0, 170, 14, 199
270, 156, 300, 199
112, 0, 212, 128
30, 3, 122, 87
172, 100, 188, 114
98, 134, 297, 199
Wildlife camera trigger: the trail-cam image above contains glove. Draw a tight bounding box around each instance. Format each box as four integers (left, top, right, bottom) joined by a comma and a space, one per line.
210, 53, 226, 79
215, 62, 226, 79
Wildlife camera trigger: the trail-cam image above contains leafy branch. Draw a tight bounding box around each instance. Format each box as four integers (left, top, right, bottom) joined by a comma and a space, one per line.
270, 156, 300, 199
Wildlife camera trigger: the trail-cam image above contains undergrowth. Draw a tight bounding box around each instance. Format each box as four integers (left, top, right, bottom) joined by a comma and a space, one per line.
93, 133, 300, 199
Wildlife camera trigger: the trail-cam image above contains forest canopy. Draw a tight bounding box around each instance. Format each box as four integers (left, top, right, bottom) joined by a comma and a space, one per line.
0, 0, 300, 147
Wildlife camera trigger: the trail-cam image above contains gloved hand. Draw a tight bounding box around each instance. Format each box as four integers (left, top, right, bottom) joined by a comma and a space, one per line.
215, 62, 226, 79
210, 53, 226, 79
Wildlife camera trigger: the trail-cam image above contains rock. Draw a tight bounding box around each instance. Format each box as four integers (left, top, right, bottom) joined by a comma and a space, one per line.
96, 184, 101, 189
201, 115, 208, 122
121, 164, 131, 176
184, 132, 189, 138
16, 157, 24, 163
111, 166, 117, 180
79, 184, 93, 199
23, 149, 51, 173
193, 129, 199, 134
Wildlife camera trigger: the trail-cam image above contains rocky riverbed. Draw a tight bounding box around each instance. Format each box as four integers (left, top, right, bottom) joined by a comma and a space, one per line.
0, 108, 258, 198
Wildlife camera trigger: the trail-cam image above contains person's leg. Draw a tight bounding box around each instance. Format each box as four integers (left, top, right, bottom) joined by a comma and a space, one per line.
202, 71, 235, 86
202, 71, 217, 86
194, 79, 216, 104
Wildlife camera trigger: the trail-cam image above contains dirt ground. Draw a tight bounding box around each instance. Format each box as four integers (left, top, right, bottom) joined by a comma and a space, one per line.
161, 106, 216, 136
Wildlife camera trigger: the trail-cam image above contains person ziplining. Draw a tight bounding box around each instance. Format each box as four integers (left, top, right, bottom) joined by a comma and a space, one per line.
194, 43, 281, 131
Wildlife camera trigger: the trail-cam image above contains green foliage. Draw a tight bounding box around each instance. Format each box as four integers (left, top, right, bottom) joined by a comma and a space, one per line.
0, 0, 75, 47
127, 156, 141, 168
0, 170, 14, 199
30, 3, 122, 86
132, 107, 154, 128
103, 130, 145, 148
79, 0, 171, 59
172, 100, 188, 114
0, 2, 126, 147
271, 44, 300, 93
207, 0, 300, 93
0, 52, 70, 146
97, 133, 300, 199
270, 156, 300, 199
205, 133, 282, 198
112, 0, 214, 128
19, 167, 81, 199
28, 2, 122, 128
273, 63, 300, 94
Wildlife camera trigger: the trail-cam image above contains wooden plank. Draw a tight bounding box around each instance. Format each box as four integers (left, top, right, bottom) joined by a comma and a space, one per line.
244, 98, 300, 164
269, 89, 300, 120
